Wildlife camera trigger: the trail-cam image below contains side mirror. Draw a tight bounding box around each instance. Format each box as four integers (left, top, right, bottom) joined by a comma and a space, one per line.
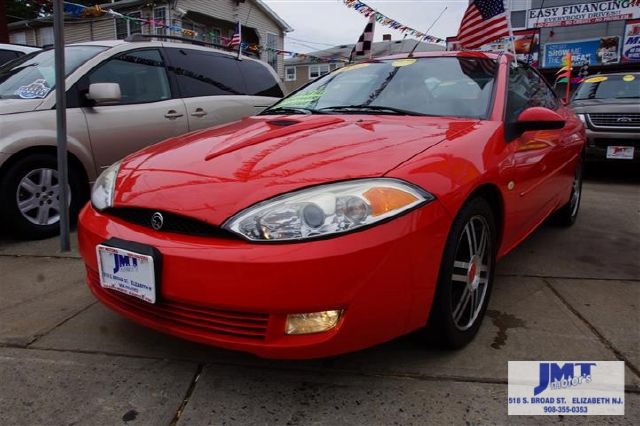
505, 107, 566, 141
86, 83, 121, 105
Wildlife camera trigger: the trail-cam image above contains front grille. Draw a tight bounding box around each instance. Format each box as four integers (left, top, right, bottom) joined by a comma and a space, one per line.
88, 268, 270, 340
588, 113, 640, 128
106, 208, 231, 238
593, 138, 640, 148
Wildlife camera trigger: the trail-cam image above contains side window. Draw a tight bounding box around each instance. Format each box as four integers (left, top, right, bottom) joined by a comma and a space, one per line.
88, 49, 170, 105
0, 50, 20, 65
506, 65, 558, 122
166, 48, 245, 97
239, 60, 283, 97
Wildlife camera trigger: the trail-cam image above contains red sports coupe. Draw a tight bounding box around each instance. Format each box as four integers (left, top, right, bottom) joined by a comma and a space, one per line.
78, 52, 585, 359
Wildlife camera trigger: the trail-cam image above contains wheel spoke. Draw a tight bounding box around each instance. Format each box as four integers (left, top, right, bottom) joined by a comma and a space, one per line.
464, 223, 474, 258
454, 261, 469, 269
477, 225, 488, 259
453, 287, 471, 323
18, 197, 39, 213
36, 205, 51, 224
451, 274, 468, 283
19, 178, 39, 195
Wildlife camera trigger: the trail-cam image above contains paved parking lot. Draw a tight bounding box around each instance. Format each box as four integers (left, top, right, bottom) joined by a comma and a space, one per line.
0, 170, 638, 425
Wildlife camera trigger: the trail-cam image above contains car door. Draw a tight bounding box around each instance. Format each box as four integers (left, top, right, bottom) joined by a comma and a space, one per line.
165, 47, 277, 132
506, 65, 566, 237
80, 48, 188, 169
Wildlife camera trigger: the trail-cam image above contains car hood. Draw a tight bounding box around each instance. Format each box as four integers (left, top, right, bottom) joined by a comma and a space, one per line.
114, 115, 479, 225
571, 98, 640, 113
0, 98, 44, 115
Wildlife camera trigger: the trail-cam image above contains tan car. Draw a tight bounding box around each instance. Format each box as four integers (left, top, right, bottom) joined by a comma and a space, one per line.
0, 39, 284, 239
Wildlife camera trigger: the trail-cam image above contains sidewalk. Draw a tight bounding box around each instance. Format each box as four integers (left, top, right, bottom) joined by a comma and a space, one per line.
1, 180, 638, 425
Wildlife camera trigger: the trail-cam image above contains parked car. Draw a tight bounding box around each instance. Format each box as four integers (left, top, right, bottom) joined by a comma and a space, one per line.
571, 72, 639, 162
78, 52, 585, 359
0, 39, 284, 239
0, 43, 40, 66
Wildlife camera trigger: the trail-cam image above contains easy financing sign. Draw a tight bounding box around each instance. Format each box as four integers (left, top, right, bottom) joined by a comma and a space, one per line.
528, 0, 640, 28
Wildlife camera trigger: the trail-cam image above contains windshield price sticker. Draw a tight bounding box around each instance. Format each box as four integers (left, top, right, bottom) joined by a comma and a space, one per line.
15, 79, 51, 99
391, 58, 417, 67
584, 76, 608, 83
508, 361, 624, 415
622, 74, 635, 81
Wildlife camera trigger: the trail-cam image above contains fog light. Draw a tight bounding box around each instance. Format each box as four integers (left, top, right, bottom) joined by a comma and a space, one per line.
285, 310, 342, 335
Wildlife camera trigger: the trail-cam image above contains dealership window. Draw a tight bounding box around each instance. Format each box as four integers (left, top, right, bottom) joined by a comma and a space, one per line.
210, 28, 221, 45
510, 10, 526, 29
116, 11, 142, 39
285, 66, 296, 81
154, 7, 168, 35
38, 27, 54, 47
266, 32, 278, 71
309, 64, 330, 79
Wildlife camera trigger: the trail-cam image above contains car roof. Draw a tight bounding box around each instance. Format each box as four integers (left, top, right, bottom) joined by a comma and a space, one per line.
67, 39, 263, 62
0, 43, 41, 53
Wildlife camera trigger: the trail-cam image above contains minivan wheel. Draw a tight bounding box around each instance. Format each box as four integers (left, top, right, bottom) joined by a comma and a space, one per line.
0, 153, 85, 240
428, 197, 496, 349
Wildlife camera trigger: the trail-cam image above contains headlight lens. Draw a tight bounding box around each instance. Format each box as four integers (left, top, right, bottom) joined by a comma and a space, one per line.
91, 161, 121, 211
577, 113, 586, 124
223, 178, 433, 242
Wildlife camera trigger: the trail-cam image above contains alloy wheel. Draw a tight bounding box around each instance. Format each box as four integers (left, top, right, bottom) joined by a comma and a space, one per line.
450, 215, 492, 331
16, 168, 70, 226
570, 162, 583, 218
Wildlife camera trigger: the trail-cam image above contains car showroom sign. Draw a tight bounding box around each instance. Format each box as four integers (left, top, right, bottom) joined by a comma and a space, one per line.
528, 0, 640, 28
543, 37, 621, 68
622, 19, 640, 62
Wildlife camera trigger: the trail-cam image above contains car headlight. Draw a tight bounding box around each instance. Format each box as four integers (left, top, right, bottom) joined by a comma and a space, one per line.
577, 113, 586, 124
91, 161, 121, 211
223, 178, 433, 242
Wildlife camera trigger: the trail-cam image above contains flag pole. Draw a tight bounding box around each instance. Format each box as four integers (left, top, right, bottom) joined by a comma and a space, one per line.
504, 0, 518, 67
236, 22, 242, 60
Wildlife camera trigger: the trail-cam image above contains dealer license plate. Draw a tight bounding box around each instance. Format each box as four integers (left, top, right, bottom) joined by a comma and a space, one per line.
606, 146, 634, 160
97, 244, 156, 303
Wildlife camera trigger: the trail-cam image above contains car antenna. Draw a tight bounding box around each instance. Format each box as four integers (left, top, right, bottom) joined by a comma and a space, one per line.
408, 6, 447, 58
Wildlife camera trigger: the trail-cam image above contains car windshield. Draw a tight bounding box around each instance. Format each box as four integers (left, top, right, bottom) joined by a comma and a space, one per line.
573, 74, 640, 100
263, 57, 497, 119
0, 45, 108, 99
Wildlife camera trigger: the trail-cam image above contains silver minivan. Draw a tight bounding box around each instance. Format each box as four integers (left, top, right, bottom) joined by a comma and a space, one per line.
0, 39, 284, 239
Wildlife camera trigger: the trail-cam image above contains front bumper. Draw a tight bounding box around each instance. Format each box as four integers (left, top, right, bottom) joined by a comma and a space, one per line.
584, 128, 640, 162
78, 202, 451, 359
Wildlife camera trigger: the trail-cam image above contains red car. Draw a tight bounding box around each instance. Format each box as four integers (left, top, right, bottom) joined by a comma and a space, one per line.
78, 52, 585, 359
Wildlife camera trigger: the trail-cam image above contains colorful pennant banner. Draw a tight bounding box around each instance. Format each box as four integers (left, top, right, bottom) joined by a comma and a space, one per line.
342, 0, 445, 44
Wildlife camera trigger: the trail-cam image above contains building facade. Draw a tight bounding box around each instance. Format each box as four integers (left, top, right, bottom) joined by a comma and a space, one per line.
284, 39, 444, 93
8, 0, 292, 77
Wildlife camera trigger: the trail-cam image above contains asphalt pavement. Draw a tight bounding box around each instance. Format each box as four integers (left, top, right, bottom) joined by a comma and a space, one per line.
0, 167, 638, 425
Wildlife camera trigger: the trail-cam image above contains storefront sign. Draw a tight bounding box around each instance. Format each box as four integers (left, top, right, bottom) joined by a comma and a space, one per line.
622, 19, 640, 62
528, 1, 640, 28
543, 37, 620, 68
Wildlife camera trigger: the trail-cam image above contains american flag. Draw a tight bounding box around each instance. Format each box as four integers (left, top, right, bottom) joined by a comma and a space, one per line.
228, 22, 241, 48
349, 15, 375, 62
457, 0, 510, 49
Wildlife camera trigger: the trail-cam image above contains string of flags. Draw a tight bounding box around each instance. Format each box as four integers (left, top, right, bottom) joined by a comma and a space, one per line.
342, 0, 445, 44
41, 0, 349, 63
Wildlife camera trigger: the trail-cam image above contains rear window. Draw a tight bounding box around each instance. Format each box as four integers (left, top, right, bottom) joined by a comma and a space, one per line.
166, 48, 245, 97
573, 74, 640, 100
239, 59, 283, 97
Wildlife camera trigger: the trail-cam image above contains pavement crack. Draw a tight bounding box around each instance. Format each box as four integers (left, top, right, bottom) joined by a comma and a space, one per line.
25, 301, 97, 347
169, 363, 203, 426
0, 253, 82, 260
543, 278, 640, 380
496, 273, 640, 282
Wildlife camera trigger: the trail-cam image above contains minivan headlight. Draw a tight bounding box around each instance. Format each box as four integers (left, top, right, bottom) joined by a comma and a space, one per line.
223, 178, 433, 242
91, 161, 121, 211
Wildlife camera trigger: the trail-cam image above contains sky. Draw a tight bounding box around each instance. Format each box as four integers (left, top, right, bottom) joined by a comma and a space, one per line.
262, 0, 469, 53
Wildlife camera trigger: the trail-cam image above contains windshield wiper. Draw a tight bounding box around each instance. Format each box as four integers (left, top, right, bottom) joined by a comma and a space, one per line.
260, 106, 324, 115
318, 105, 431, 116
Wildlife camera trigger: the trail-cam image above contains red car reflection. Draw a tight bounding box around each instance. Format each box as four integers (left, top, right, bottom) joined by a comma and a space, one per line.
78, 52, 585, 359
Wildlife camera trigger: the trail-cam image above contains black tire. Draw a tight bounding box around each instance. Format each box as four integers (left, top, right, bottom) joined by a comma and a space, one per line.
428, 197, 497, 349
552, 158, 583, 227
0, 153, 86, 240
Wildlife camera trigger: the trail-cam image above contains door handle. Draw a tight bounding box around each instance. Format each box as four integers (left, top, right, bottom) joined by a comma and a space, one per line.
164, 110, 184, 119
190, 108, 207, 117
